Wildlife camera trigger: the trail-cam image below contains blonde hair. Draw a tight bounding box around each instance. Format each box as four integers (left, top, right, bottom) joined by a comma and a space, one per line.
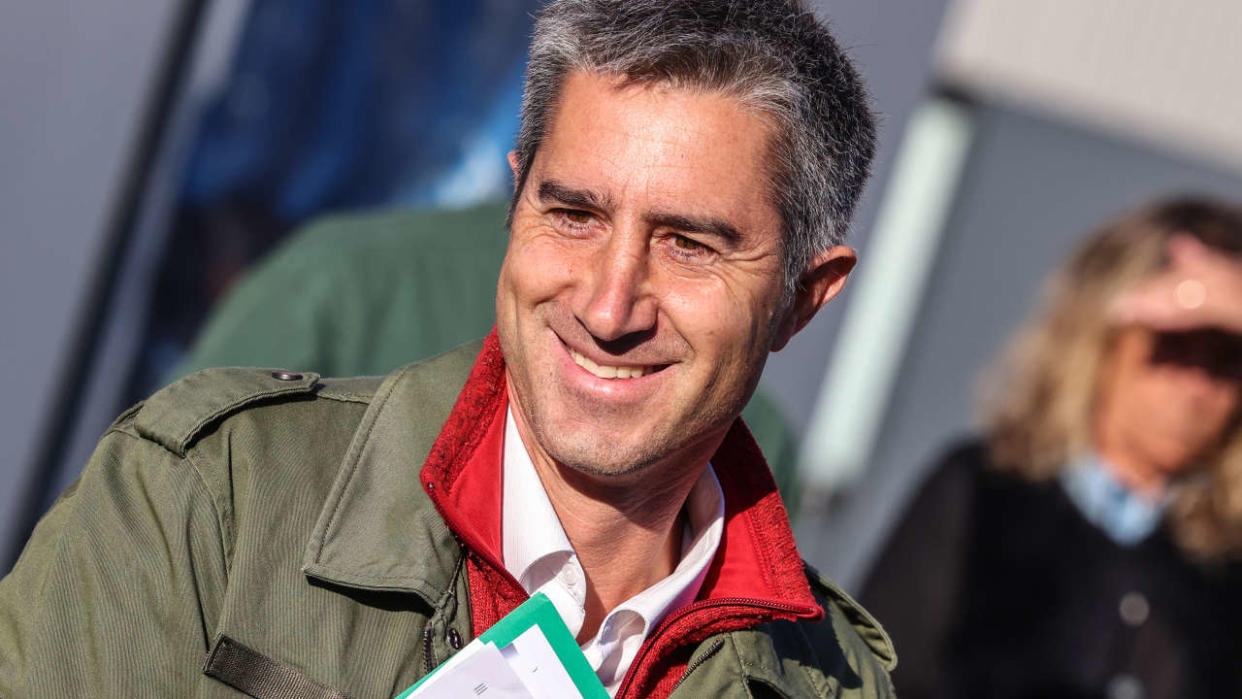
981, 197, 1242, 559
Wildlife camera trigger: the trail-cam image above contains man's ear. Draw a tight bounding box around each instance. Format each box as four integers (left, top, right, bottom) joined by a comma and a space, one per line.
507, 151, 521, 192
771, 245, 856, 351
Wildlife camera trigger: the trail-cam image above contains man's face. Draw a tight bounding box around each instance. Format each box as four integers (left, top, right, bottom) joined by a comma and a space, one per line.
496, 71, 843, 477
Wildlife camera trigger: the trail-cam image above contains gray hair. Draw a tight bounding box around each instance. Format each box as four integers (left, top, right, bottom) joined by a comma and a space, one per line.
510, 0, 876, 295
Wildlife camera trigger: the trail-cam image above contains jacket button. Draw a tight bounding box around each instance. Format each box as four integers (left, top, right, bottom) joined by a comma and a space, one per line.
1118, 592, 1149, 627
447, 628, 463, 650
270, 370, 303, 381
1107, 673, 1143, 699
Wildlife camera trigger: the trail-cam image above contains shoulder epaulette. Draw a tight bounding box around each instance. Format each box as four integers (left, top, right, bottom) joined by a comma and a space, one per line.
804, 561, 898, 671
135, 368, 321, 456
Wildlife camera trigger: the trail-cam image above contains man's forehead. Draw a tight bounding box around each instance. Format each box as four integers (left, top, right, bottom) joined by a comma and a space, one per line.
550, 69, 778, 138
528, 70, 781, 231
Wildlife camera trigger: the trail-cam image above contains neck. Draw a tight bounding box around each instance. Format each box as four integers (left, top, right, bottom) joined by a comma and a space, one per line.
1094, 419, 1168, 499
509, 404, 715, 642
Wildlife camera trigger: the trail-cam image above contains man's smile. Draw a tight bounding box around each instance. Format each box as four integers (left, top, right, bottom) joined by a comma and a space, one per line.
559, 335, 673, 382
567, 345, 651, 379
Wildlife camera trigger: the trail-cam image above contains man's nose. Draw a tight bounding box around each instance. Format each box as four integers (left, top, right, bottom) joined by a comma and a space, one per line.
575, 232, 658, 342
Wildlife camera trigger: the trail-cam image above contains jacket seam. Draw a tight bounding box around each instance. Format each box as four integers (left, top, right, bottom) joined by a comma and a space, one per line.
109, 429, 233, 576
314, 390, 374, 404
171, 382, 320, 454
182, 447, 235, 572
110, 402, 144, 429
82, 429, 231, 649
176, 456, 231, 649
302, 567, 443, 585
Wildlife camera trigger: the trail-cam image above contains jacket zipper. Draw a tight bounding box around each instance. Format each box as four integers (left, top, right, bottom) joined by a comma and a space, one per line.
616, 596, 816, 698
421, 626, 435, 674
670, 638, 724, 692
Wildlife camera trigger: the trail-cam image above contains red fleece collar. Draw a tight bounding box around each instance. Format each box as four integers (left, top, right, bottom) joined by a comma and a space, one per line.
419, 330, 821, 696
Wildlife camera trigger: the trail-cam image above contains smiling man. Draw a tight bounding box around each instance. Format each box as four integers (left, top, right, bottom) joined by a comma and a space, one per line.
1, 1, 893, 697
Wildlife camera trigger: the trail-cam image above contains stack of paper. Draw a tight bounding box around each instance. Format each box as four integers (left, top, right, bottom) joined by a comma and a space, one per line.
396, 593, 608, 699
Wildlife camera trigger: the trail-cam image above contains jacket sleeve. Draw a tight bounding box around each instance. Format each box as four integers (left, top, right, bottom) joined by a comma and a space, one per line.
0, 424, 230, 697
857, 441, 981, 699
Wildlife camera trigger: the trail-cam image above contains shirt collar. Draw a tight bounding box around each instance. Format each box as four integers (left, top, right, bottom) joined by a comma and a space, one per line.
1059, 452, 1168, 546
612, 458, 725, 639
502, 406, 577, 594
500, 406, 725, 640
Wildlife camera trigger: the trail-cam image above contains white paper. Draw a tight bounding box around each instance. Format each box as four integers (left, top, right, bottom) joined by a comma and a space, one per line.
500, 625, 583, 699
407, 640, 534, 698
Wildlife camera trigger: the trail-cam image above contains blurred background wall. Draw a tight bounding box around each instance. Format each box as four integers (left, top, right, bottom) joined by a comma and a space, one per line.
3, 0, 1240, 584
1, 0, 186, 567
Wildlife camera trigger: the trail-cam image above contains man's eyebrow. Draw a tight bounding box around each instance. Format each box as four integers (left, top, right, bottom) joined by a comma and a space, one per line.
647, 212, 743, 245
537, 179, 742, 244
537, 180, 614, 211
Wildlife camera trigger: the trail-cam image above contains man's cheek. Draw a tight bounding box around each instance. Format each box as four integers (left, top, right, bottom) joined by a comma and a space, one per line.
665, 290, 761, 341
515, 243, 581, 290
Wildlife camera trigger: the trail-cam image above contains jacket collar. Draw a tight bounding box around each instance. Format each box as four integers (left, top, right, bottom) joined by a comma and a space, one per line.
300, 336, 490, 603
302, 330, 819, 621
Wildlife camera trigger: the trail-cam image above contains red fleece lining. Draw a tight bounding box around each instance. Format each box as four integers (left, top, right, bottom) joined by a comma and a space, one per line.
419, 329, 822, 698
420, 333, 508, 569
696, 420, 819, 610
419, 332, 529, 637
442, 397, 505, 559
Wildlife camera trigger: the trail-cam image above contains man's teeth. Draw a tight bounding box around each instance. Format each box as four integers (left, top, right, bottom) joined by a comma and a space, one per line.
568, 348, 648, 379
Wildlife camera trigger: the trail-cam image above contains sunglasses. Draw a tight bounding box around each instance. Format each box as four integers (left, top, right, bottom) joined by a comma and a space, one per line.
1148, 329, 1242, 381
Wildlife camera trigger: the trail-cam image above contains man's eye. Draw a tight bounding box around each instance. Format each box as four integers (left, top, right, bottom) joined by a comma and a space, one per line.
557, 209, 593, 227
672, 235, 708, 253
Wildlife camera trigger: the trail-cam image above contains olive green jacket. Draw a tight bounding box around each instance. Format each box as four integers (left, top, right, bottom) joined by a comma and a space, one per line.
0, 342, 894, 698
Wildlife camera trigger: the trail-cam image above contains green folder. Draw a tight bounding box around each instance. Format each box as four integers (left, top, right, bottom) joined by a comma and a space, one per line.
396, 592, 609, 698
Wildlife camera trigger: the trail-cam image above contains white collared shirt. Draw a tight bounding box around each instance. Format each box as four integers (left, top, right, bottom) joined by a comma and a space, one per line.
1059, 452, 1168, 546
501, 408, 725, 696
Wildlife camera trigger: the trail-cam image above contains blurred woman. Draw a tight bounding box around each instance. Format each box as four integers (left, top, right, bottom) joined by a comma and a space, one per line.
860, 197, 1242, 699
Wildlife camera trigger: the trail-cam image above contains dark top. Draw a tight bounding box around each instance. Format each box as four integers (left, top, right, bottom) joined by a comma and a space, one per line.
860, 439, 1242, 699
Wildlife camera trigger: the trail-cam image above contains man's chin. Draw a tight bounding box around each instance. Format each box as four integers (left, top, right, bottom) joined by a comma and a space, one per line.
542, 434, 668, 479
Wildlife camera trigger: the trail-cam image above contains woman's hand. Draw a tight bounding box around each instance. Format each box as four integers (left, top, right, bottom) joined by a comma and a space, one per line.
1111, 235, 1242, 333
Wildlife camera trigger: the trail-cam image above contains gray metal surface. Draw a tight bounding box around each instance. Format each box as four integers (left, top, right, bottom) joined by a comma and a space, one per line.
0, 0, 178, 566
